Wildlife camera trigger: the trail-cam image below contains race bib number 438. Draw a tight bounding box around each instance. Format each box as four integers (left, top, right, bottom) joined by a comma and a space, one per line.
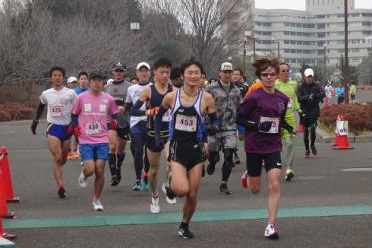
175, 114, 197, 132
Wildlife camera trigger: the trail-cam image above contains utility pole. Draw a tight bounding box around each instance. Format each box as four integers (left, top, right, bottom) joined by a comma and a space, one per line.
344, 0, 350, 103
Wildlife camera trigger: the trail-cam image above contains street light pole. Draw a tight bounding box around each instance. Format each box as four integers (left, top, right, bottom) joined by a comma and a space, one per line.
344, 0, 350, 104
243, 39, 247, 76
324, 44, 327, 83
273, 40, 280, 61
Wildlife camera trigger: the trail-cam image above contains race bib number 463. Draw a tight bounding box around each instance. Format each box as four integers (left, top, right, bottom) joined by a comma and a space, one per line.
259, 116, 279, 134
175, 114, 197, 132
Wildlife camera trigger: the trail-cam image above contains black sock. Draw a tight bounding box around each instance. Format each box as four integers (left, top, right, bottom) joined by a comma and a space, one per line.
108, 153, 117, 177
117, 153, 125, 168
180, 222, 188, 229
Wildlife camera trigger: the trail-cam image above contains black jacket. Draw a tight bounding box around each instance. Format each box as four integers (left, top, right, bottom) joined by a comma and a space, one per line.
297, 81, 325, 118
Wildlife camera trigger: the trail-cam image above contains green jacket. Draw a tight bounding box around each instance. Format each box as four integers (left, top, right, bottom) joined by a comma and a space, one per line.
350, 85, 356, 95
275, 79, 301, 118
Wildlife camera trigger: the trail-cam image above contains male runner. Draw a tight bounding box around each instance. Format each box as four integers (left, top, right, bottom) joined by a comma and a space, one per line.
67, 76, 77, 89
73, 72, 119, 210
237, 58, 295, 239
30, 66, 77, 198
104, 62, 131, 186
74, 71, 89, 95
205, 62, 241, 194
132, 58, 174, 213
124, 62, 152, 190
275, 63, 301, 181
155, 60, 217, 238
297, 68, 325, 158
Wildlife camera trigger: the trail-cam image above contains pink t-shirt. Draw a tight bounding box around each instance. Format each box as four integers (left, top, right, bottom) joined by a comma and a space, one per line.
72, 91, 119, 144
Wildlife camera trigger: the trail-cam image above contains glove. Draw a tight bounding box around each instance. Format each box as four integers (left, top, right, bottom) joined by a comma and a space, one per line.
66, 124, 74, 137
308, 93, 314, 101
146, 107, 160, 117
287, 125, 297, 135
110, 119, 118, 130
258, 121, 272, 132
30, 119, 38, 135
74, 126, 82, 137
207, 123, 219, 136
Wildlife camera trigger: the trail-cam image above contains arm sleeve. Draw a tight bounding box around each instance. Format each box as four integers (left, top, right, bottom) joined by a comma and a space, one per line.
131, 100, 146, 116
280, 104, 293, 132
71, 114, 79, 127
296, 84, 309, 104
154, 105, 168, 140
34, 101, 46, 120
124, 102, 133, 113
71, 96, 81, 116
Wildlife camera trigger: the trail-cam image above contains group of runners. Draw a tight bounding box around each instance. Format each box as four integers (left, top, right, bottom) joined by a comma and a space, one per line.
30, 57, 325, 240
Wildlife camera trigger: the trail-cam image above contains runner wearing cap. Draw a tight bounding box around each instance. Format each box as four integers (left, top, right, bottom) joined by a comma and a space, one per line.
297, 68, 325, 158
73, 71, 119, 211
237, 58, 295, 239
67, 76, 77, 89
132, 58, 175, 213
104, 62, 131, 186
155, 60, 217, 238
30, 66, 77, 198
205, 62, 241, 195
124, 62, 152, 190
275, 63, 301, 181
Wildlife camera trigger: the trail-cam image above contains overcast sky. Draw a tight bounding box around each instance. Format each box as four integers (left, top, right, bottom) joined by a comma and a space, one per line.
255, 0, 372, 10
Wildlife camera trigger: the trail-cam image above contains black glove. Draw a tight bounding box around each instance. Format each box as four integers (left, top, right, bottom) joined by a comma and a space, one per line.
258, 121, 272, 132
207, 123, 219, 136
287, 125, 297, 135
30, 119, 38, 135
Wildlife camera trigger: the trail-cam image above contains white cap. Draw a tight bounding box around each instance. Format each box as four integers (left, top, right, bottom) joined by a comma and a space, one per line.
304, 68, 314, 77
67, 76, 77, 83
220, 62, 233, 71
136, 62, 151, 70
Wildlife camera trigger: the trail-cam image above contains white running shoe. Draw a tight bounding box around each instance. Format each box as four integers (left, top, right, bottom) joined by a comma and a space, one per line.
264, 224, 279, 239
92, 200, 104, 211
150, 196, 160, 214
78, 171, 88, 188
162, 183, 176, 205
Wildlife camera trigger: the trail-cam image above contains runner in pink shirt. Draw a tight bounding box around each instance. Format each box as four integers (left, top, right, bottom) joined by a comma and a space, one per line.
71, 72, 119, 211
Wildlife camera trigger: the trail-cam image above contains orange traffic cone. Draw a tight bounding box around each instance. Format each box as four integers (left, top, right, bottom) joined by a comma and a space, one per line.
0, 214, 16, 240
0, 157, 15, 219
297, 124, 304, 132
333, 134, 353, 150
0, 147, 20, 203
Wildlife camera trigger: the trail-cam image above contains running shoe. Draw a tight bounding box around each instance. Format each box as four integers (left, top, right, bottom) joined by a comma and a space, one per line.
92, 200, 104, 211
207, 163, 215, 175
219, 183, 232, 195
311, 145, 317, 156
132, 181, 142, 191
67, 151, 74, 160
178, 227, 194, 239
150, 196, 160, 214
264, 224, 279, 239
72, 150, 80, 159
78, 171, 88, 188
241, 170, 248, 188
285, 169, 295, 181
162, 183, 176, 204
57, 183, 66, 198
305, 150, 310, 158
142, 177, 149, 191
116, 166, 122, 184
110, 175, 119, 186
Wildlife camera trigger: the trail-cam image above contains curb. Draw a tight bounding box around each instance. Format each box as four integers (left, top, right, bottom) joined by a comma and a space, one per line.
316, 128, 372, 143
0, 237, 15, 248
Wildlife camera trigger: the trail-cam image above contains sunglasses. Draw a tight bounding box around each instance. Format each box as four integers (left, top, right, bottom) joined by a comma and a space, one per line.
261, 72, 276, 78
281, 70, 289, 73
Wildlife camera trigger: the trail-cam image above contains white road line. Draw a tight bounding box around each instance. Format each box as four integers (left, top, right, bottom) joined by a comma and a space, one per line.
342, 168, 372, 172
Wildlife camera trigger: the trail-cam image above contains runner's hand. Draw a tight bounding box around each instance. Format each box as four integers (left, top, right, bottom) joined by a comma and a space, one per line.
74, 126, 81, 137
258, 121, 272, 132
146, 107, 159, 117
30, 119, 38, 135
110, 119, 118, 130
66, 124, 74, 137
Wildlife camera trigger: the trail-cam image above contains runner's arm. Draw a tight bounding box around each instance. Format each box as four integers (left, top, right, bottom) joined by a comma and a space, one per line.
131, 86, 149, 116
30, 101, 46, 134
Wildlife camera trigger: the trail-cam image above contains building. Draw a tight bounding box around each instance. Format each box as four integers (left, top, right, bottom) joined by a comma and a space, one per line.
250, 0, 372, 69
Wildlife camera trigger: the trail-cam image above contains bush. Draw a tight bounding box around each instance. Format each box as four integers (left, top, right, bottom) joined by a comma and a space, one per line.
319, 103, 372, 135
0, 102, 35, 122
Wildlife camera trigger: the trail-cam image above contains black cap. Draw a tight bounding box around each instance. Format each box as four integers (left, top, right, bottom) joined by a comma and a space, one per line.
89, 71, 105, 80
112, 62, 126, 71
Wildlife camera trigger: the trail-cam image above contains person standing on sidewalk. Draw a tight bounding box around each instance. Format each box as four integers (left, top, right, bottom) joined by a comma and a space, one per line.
275, 63, 301, 181
297, 68, 325, 158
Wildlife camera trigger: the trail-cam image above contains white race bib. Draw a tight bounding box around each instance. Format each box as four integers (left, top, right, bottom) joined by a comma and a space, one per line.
85, 121, 102, 135
259, 116, 279, 134
49, 105, 64, 117
84, 104, 92, 112
175, 114, 197, 132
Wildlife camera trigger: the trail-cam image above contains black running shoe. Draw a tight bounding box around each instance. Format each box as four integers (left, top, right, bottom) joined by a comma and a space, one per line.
201, 166, 205, 177
207, 163, 215, 175
219, 183, 232, 195
110, 175, 119, 186
305, 150, 310, 158
57, 185, 66, 199
310, 145, 317, 156
116, 166, 122, 183
178, 227, 194, 239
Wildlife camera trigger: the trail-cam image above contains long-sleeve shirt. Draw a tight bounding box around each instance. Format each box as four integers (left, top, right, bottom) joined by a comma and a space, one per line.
275, 79, 301, 119
297, 82, 325, 118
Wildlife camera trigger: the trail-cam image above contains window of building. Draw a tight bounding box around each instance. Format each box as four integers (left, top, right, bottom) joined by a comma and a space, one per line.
362, 22, 372, 26
284, 49, 290, 53
284, 40, 290, 44
351, 48, 359, 53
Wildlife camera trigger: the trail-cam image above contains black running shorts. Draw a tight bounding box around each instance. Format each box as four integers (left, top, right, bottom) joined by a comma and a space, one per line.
246, 152, 282, 177
117, 127, 130, 140
168, 141, 203, 170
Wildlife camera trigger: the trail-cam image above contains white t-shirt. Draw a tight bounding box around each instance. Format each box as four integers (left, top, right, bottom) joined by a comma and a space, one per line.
40, 87, 77, 125
125, 83, 151, 128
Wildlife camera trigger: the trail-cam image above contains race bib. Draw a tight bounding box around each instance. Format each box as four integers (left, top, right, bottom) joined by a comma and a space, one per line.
49, 105, 63, 117
175, 114, 197, 132
162, 109, 171, 122
85, 121, 102, 135
259, 116, 279, 134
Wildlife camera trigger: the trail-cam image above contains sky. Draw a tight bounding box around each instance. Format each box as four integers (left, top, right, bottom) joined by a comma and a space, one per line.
255, 0, 372, 10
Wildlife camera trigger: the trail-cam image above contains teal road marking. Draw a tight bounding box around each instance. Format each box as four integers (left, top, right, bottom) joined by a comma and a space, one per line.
3, 205, 370, 229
